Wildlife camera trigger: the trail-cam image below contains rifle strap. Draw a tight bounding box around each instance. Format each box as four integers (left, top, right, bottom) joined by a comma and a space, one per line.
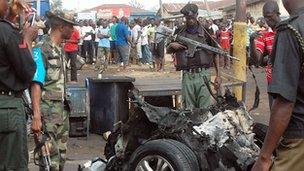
248, 66, 260, 112
286, 24, 304, 72
203, 75, 219, 103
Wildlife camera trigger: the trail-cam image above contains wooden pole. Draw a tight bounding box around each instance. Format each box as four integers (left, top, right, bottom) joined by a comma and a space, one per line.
232, 0, 247, 101
204, 0, 211, 17
159, 0, 163, 17
37, 0, 41, 16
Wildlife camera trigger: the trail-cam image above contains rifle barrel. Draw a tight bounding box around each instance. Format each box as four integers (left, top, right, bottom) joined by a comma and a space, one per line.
158, 31, 240, 61
175, 35, 240, 61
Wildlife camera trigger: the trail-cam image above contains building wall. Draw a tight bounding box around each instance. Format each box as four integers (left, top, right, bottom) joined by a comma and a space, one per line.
161, 9, 172, 18
277, 0, 289, 17
225, 0, 289, 19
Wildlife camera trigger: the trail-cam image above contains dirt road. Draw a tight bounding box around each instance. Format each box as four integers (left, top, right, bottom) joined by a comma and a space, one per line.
29, 57, 270, 170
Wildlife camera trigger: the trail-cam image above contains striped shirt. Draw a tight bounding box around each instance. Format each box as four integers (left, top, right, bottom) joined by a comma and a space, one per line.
255, 28, 276, 55
255, 28, 276, 83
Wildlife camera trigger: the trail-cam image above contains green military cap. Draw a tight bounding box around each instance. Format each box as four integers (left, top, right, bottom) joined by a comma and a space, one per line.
180, 3, 198, 17
46, 10, 78, 26
8, 0, 27, 10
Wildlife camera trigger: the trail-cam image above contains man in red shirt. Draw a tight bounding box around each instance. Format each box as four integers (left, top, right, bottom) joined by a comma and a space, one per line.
250, 0, 281, 107
218, 24, 232, 69
64, 27, 80, 82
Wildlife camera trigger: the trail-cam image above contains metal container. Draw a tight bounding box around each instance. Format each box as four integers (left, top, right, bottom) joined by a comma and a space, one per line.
87, 76, 135, 135
66, 86, 89, 138
67, 86, 88, 117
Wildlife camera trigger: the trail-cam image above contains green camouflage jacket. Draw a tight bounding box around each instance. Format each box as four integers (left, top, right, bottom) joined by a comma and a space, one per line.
40, 35, 66, 101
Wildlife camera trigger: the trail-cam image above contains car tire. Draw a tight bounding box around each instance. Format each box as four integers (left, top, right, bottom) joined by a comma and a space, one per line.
128, 139, 200, 171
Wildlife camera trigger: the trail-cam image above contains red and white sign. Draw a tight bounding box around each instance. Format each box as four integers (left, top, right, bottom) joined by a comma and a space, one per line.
96, 7, 130, 19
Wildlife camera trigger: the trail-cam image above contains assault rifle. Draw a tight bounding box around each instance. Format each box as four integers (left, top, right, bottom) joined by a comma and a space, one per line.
33, 126, 52, 171
158, 29, 240, 61
22, 92, 51, 171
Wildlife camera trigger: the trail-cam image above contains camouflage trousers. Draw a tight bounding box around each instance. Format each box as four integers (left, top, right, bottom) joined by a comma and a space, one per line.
40, 100, 69, 171
182, 69, 211, 110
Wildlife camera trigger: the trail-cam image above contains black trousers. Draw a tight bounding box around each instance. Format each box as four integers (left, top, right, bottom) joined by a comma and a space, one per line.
94, 42, 99, 58
66, 51, 78, 81
83, 40, 93, 63
0, 95, 28, 170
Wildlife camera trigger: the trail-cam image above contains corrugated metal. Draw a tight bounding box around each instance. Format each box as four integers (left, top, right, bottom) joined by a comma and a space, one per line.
162, 0, 235, 14
223, 0, 266, 12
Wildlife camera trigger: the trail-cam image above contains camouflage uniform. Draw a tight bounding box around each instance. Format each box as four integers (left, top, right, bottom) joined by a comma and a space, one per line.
39, 35, 69, 171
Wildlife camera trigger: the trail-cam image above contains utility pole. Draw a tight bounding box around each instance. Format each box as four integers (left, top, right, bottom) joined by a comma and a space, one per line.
37, 0, 41, 16
204, 0, 211, 17
232, 0, 247, 102
159, 0, 163, 17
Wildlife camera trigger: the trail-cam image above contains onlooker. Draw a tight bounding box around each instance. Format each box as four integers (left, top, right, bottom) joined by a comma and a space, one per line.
147, 18, 156, 46
209, 19, 219, 35
218, 24, 232, 69
81, 20, 94, 64
132, 18, 143, 64
141, 19, 153, 67
92, 22, 99, 61
251, 1, 280, 70
154, 19, 171, 71
115, 17, 132, 70
255, 17, 268, 32
36, 16, 46, 41
109, 16, 118, 64
198, 17, 208, 28
64, 27, 80, 82
77, 20, 84, 56
252, 0, 304, 170
250, 1, 281, 109
147, 18, 156, 67
96, 21, 110, 71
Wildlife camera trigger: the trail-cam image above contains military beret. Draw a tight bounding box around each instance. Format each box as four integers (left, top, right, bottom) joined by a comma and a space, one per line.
180, 3, 198, 17
46, 10, 78, 26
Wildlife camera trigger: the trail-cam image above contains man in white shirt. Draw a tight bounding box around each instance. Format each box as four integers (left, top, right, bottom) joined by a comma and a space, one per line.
92, 22, 99, 61
81, 20, 94, 64
131, 18, 142, 64
209, 19, 219, 34
141, 19, 152, 67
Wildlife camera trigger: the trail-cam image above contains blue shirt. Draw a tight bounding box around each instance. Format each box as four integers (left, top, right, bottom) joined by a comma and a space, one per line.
98, 28, 110, 48
115, 22, 129, 46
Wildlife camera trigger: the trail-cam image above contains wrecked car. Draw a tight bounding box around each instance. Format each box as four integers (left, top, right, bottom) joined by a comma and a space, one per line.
80, 90, 267, 171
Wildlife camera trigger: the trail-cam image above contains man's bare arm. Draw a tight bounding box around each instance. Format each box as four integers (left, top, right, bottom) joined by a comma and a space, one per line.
260, 95, 294, 159
214, 55, 220, 77
31, 83, 42, 134
250, 40, 263, 65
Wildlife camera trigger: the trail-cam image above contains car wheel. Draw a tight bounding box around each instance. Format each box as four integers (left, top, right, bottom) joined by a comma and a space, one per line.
129, 139, 200, 171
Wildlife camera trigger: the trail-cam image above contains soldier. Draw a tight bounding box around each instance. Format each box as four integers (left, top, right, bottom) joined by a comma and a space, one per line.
0, 0, 37, 170
167, 3, 221, 110
30, 11, 76, 171
252, 0, 304, 170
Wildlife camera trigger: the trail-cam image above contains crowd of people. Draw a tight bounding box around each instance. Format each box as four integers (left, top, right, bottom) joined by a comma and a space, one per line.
48, 14, 263, 84
58, 16, 174, 81
34, 7, 278, 83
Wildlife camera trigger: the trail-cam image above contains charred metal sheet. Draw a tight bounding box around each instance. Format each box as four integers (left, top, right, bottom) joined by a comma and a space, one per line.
104, 90, 260, 171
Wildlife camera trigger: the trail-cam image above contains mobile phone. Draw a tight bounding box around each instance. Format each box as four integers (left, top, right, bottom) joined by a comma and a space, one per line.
28, 13, 36, 26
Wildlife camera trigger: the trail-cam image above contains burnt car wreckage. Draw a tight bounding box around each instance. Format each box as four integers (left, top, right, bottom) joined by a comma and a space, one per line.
80, 88, 268, 171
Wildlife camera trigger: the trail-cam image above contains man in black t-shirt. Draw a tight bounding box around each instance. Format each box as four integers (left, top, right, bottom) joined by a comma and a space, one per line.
0, 0, 37, 170
252, 0, 304, 170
